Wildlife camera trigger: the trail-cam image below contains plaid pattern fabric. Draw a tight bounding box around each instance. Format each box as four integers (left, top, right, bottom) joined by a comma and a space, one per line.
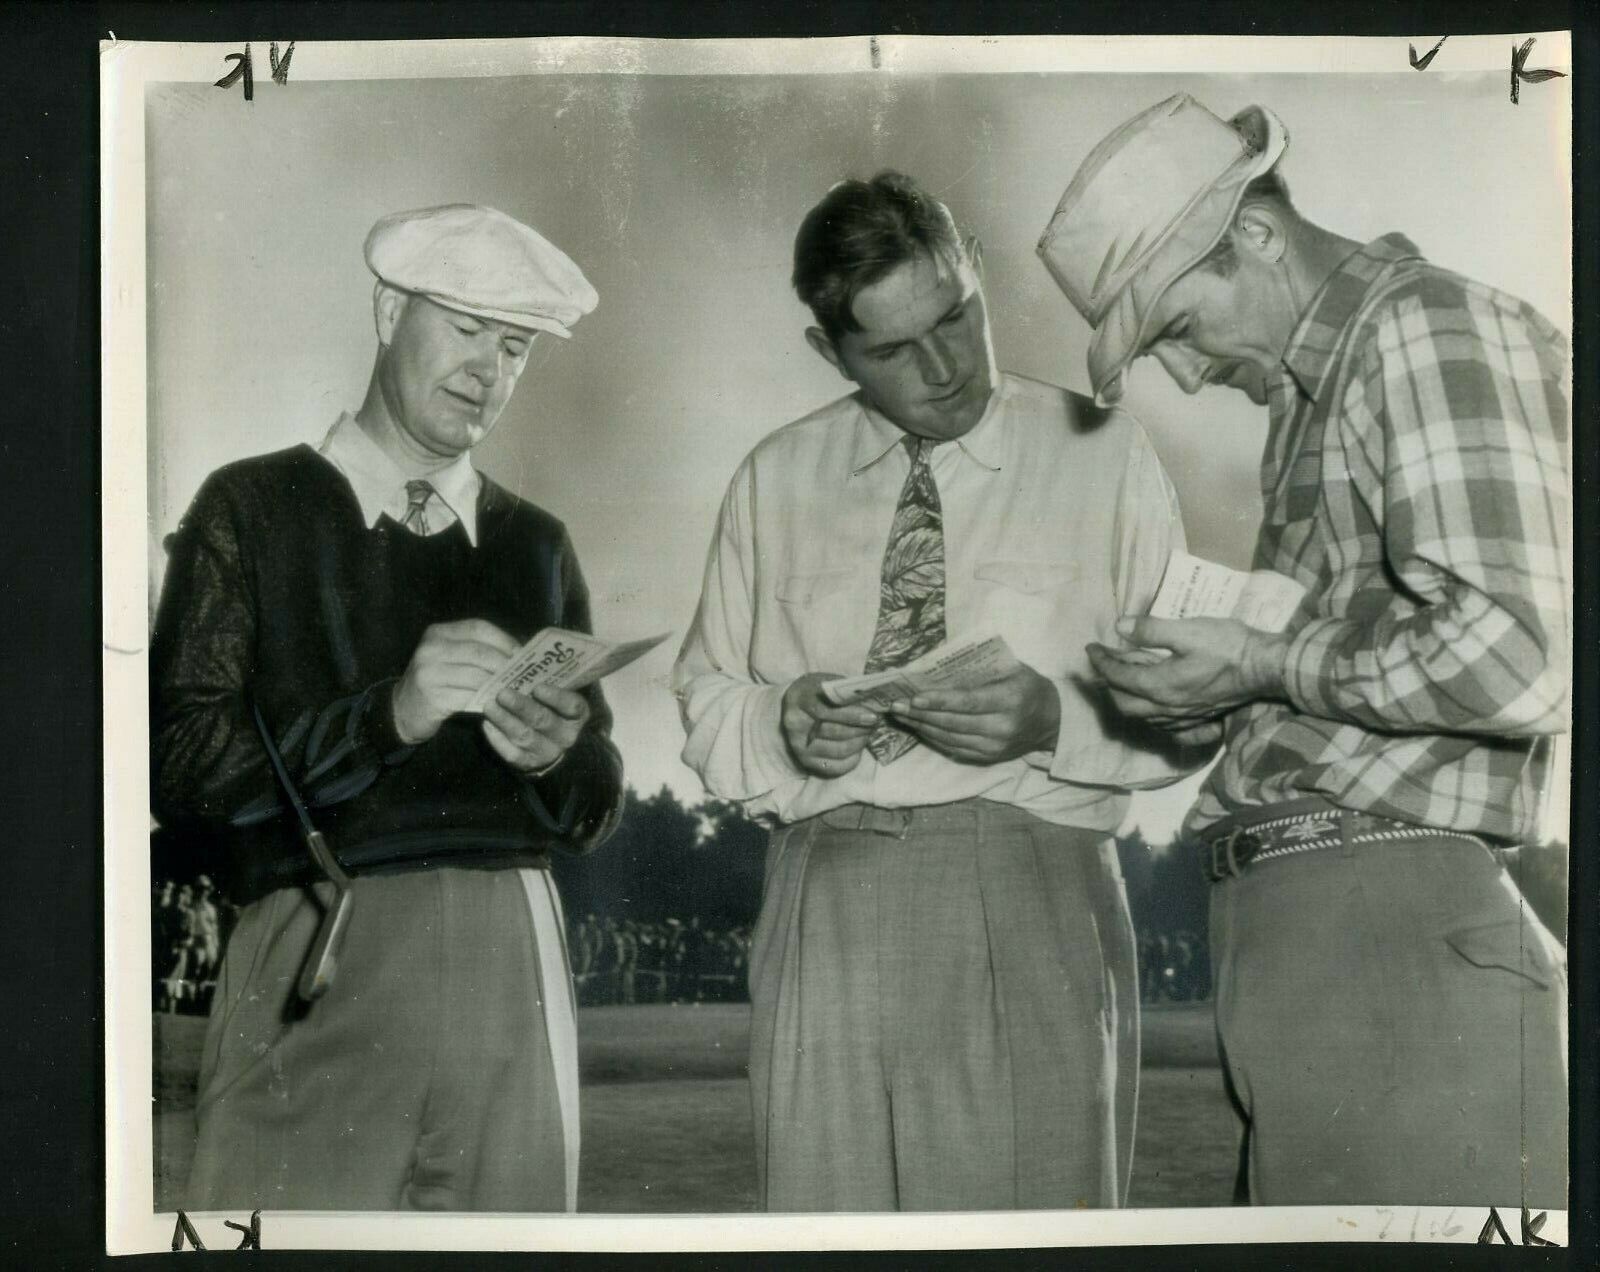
863, 436, 947, 763
1189, 235, 1570, 843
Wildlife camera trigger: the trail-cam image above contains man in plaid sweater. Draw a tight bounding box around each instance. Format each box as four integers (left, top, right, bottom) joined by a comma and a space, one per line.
1041, 95, 1569, 1207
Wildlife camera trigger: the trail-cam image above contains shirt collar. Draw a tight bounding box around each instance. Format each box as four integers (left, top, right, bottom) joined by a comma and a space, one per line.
317, 412, 481, 545
1278, 233, 1424, 404
847, 380, 1007, 478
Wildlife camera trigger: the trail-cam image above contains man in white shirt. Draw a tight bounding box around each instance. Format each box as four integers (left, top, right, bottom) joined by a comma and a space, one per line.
672, 172, 1208, 1211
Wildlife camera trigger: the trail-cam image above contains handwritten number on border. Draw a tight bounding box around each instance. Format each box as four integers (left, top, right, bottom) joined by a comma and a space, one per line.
216, 43, 295, 101
214, 47, 253, 101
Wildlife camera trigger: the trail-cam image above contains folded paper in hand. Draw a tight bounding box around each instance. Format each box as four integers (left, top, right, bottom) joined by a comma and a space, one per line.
820, 635, 1018, 709
1148, 550, 1305, 633
466, 628, 670, 713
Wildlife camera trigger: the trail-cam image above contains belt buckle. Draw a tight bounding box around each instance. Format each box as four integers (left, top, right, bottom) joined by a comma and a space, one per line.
1208, 828, 1257, 881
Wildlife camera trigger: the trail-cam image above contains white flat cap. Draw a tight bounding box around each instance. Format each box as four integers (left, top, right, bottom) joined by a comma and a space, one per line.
364, 203, 598, 338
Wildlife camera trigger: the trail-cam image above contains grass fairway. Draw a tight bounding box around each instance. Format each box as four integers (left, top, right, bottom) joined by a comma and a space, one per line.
155, 1001, 1238, 1212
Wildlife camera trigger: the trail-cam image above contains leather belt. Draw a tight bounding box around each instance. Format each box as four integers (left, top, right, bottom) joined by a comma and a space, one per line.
1200, 801, 1494, 883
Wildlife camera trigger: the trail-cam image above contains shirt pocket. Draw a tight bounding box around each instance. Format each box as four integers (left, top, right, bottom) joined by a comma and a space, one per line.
776, 568, 860, 608
765, 566, 875, 674
972, 559, 1079, 596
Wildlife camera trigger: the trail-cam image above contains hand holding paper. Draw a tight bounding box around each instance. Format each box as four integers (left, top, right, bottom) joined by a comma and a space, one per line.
819, 635, 1062, 765
465, 626, 669, 775
780, 672, 881, 778
1087, 614, 1291, 730
1083, 550, 1302, 730
465, 627, 670, 714
820, 635, 1019, 709
1147, 550, 1305, 632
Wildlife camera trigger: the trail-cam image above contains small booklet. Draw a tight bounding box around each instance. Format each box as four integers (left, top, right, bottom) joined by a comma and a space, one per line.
820, 634, 1018, 709
466, 627, 671, 713
1148, 550, 1306, 633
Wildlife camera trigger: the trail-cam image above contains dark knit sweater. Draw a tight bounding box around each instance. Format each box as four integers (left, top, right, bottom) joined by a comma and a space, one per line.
151, 444, 624, 903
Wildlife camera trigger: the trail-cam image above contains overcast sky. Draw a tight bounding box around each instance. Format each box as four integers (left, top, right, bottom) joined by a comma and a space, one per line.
145, 67, 1570, 843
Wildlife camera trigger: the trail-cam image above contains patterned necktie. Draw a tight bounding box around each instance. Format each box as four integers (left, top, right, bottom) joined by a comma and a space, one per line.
401, 479, 434, 535
863, 436, 946, 764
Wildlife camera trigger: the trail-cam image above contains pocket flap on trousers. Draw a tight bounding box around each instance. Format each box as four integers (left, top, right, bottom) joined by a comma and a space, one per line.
1445, 919, 1554, 990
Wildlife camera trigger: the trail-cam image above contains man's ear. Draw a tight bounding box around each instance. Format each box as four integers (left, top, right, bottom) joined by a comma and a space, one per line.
805, 326, 851, 381
373, 282, 408, 346
1236, 204, 1288, 265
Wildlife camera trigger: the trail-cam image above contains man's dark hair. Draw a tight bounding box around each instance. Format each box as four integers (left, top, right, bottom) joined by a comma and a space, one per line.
792, 171, 965, 337
1195, 169, 1294, 278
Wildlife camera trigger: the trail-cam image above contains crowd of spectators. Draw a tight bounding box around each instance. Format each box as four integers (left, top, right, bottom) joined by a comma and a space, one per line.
151, 876, 237, 1014
569, 915, 753, 1006
1137, 929, 1210, 1003
151, 878, 1203, 1011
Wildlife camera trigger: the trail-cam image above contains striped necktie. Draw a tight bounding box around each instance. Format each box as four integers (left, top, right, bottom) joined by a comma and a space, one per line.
862, 436, 946, 764
401, 479, 434, 535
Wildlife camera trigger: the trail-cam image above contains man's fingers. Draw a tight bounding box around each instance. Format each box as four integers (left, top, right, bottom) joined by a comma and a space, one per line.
1103, 685, 1163, 720
1086, 643, 1166, 695
488, 693, 581, 747
808, 700, 882, 728
481, 717, 559, 769
424, 663, 499, 694
488, 694, 552, 735
1114, 615, 1187, 650
434, 619, 520, 657
904, 687, 989, 714
527, 683, 590, 721
894, 704, 996, 732
810, 719, 874, 742
456, 619, 521, 656
430, 640, 515, 675
808, 734, 869, 760
903, 719, 988, 750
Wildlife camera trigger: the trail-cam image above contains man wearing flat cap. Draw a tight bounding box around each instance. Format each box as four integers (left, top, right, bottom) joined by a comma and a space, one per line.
151, 204, 623, 1212
674, 171, 1209, 1211
1040, 95, 1569, 1207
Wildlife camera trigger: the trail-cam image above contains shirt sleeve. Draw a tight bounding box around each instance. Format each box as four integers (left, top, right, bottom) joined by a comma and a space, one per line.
670, 456, 807, 803
1030, 415, 1218, 788
1280, 291, 1570, 738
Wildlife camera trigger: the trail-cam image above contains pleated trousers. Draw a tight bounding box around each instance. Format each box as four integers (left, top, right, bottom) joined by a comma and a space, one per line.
184, 866, 576, 1213
748, 799, 1139, 1212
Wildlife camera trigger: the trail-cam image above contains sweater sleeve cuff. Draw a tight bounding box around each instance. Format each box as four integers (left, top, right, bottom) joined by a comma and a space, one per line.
521, 730, 625, 853
362, 678, 418, 765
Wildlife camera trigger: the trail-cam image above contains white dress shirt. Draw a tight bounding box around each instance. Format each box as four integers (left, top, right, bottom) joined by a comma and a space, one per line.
672, 372, 1196, 832
317, 412, 482, 544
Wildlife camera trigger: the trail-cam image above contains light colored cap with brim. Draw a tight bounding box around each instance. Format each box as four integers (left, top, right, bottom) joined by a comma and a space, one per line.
1037, 94, 1288, 406
364, 203, 598, 339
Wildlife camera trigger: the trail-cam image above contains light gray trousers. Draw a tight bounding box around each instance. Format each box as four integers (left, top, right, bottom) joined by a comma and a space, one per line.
184, 866, 571, 1212
748, 800, 1139, 1212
